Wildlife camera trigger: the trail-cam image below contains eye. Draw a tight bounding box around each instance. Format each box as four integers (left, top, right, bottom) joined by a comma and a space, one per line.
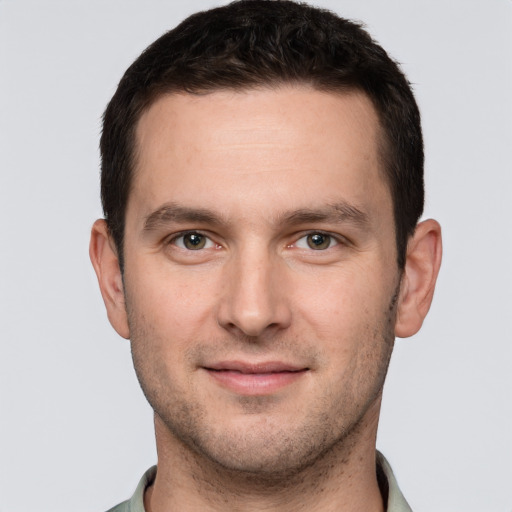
172, 232, 215, 250
295, 232, 339, 250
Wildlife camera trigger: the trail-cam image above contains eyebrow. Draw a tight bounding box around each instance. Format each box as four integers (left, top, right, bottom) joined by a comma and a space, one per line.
142, 200, 369, 232
143, 203, 225, 232
278, 203, 369, 227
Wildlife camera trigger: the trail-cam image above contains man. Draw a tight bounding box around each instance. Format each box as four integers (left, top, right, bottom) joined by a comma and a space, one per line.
90, 1, 442, 510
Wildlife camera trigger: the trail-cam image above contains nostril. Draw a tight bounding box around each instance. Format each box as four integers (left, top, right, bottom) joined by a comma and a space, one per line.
215, 271, 292, 336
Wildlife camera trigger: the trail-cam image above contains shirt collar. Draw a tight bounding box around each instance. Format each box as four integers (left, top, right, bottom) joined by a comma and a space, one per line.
124, 452, 411, 512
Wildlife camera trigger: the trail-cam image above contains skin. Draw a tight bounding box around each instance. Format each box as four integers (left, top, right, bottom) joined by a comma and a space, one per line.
90, 86, 442, 511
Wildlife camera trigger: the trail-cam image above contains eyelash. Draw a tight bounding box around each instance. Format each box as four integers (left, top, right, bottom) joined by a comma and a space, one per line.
293, 231, 340, 251
169, 231, 217, 251
168, 230, 345, 252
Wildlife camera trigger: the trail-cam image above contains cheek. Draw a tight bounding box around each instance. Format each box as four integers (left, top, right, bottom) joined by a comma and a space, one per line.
127, 257, 219, 319
295, 264, 378, 325
293, 262, 395, 357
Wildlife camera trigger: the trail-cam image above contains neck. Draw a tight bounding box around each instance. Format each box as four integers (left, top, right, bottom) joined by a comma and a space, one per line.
145, 401, 385, 512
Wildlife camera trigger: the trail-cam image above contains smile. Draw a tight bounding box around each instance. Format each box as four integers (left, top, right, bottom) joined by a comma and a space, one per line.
203, 361, 309, 395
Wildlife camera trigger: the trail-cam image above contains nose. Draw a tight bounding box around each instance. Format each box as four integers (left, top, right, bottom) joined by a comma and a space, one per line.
216, 246, 292, 338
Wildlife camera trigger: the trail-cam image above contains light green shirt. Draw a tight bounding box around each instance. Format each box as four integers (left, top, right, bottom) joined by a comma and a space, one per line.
107, 452, 412, 512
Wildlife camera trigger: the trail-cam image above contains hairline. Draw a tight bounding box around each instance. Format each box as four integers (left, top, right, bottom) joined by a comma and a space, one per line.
119, 81, 398, 267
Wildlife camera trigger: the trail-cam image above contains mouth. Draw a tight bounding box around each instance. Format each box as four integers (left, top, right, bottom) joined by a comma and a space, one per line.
202, 361, 309, 395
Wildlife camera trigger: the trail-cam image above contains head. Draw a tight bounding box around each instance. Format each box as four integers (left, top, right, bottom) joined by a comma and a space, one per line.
91, 0, 441, 484
100, 0, 424, 272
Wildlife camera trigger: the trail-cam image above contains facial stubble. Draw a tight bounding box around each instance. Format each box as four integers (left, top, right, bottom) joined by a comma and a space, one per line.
127, 283, 399, 487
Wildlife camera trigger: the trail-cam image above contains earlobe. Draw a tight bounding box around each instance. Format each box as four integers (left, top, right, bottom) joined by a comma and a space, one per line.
395, 219, 442, 338
89, 219, 130, 339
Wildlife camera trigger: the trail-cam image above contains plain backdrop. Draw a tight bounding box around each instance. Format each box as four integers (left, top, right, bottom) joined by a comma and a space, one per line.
1, 1, 511, 511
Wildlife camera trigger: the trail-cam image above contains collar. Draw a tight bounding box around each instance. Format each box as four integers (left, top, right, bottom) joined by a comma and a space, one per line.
118, 452, 411, 512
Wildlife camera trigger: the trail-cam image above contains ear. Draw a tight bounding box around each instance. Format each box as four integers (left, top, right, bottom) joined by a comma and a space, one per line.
89, 219, 130, 339
395, 219, 442, 338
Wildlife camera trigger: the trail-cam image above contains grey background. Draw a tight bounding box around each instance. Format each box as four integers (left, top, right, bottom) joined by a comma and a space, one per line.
1, 1, 511, 510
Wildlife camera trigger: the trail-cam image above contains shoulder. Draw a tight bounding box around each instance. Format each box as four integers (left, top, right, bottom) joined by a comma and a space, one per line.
105, 501, 130, 512
376, 452, 413, 512
104, 466, 157, 512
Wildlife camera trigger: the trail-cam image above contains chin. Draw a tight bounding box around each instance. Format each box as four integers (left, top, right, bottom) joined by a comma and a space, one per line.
159, 406, 363, 482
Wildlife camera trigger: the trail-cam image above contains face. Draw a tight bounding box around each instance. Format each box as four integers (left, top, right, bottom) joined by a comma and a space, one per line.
121, 87, 401, 475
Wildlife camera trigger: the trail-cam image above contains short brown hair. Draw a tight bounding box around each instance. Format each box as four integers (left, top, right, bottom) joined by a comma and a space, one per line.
101, 0, 424, 270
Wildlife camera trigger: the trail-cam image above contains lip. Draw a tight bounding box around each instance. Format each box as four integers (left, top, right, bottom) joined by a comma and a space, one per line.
203, 361, 308, 395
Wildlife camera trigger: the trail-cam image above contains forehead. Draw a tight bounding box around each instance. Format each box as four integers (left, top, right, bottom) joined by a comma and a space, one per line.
135, 86, 381, 161
130, 86, 391, 224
